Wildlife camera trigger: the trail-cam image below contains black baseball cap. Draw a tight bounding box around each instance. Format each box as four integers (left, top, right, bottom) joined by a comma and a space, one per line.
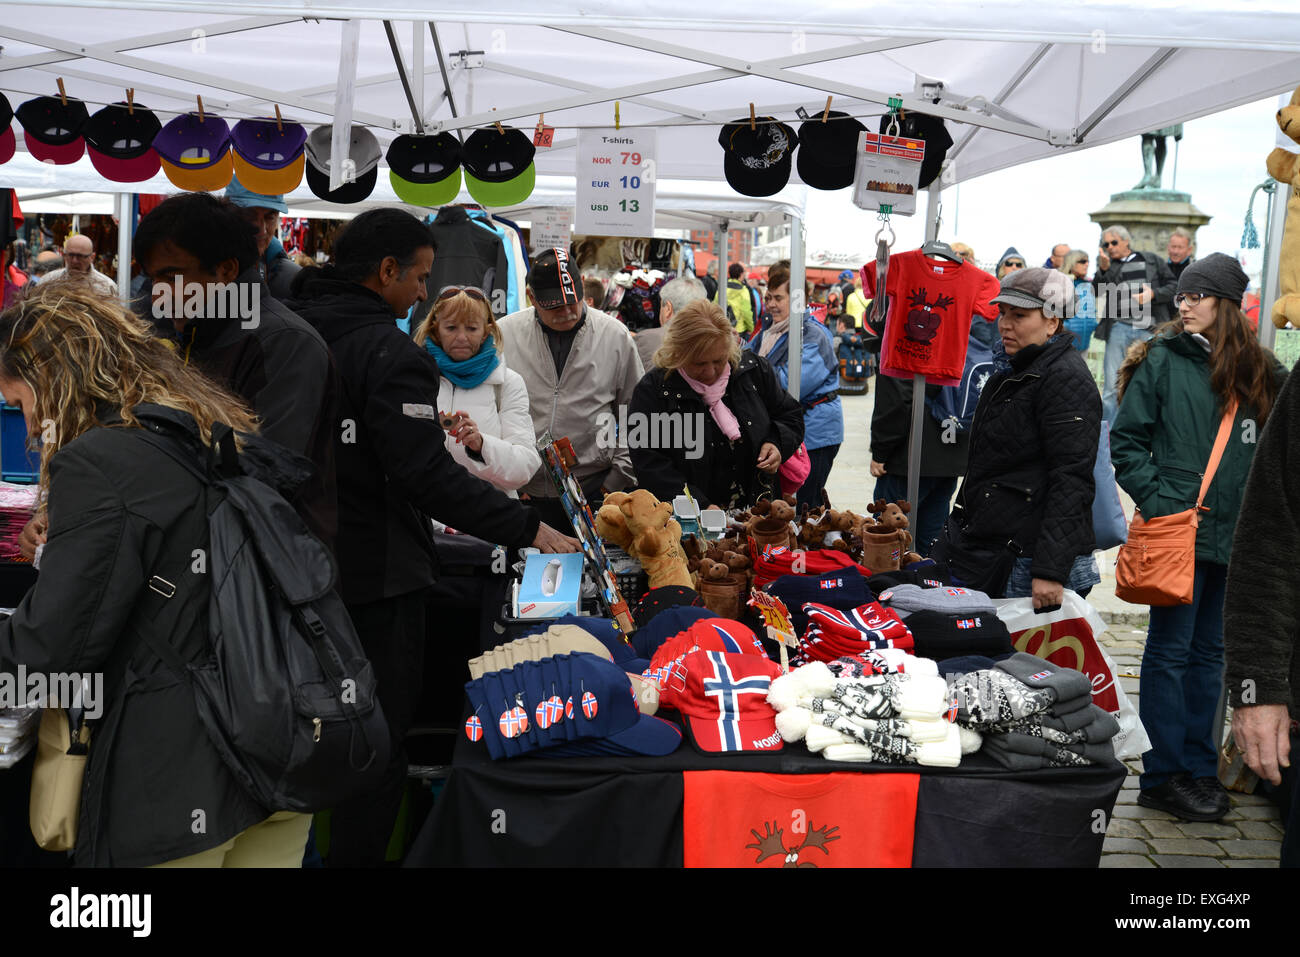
878, 109, 952, 189
83, 101, 162, 183
527, 247, 582, 310
718, 116, 796, 197
16, 95, 89, 165
796, 110, 866, 191
462, 126, 536, 206
0, 93, 14, 165
386, 132, 463, 206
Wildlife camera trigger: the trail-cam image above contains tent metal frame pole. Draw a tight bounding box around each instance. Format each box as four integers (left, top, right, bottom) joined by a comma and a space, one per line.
115, 192, 131, 301
788, 212, 805, 402
1259, 181, 1290, 350
412, 20, 424, 120
383, 20, 425, 134
555, 26, 1059, 143
429, 21, 462, 137
0, 16, 300, 73
905, 181, 945, 509
714, 220, 727, 311
0, 23, 399, 128
1076, 48, 1176, 141
947, 43, 1050, 163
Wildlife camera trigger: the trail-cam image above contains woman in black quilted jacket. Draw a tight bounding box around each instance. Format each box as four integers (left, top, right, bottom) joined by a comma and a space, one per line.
938, 268, 1101, 606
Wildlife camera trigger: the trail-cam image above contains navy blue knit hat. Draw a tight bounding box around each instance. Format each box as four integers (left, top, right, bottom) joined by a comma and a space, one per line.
765, 568, 873, 637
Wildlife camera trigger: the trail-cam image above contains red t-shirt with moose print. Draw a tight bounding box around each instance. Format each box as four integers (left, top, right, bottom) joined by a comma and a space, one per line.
863, 251, 1000, 386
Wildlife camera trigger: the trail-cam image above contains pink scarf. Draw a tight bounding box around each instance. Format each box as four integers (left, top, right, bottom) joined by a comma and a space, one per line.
679, 365, 741, 440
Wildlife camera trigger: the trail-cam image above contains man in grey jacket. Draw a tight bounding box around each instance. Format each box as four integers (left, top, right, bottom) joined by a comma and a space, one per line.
498, 247, 643, 529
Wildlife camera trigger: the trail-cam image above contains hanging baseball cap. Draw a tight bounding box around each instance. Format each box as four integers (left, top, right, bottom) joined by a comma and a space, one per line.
82, 101, 162, 183
526, 247, 582, 310
16, 95, 89, 165
0, 93, 15, 166
154, 111, 234, 191
718, 116, 796, 197
878, 109, 952, 189
461, 125, 536, 207
386, 132, 463, 206
658, 650, 785, 754
304, 123, 381, 204
230, 116, 307, 195
797, 110, 867, 191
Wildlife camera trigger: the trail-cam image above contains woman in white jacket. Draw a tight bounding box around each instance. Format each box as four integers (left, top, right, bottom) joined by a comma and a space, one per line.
414, 287, 540, 496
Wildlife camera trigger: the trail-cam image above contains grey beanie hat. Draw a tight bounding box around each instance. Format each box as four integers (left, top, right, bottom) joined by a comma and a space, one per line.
1177, 252, 1248, 304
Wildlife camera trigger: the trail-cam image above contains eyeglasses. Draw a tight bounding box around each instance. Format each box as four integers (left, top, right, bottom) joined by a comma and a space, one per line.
1004, 261, 1025, 268
763, 292, 787, 302
1174, 292, 1209, 307
1103, 240, 1122, 248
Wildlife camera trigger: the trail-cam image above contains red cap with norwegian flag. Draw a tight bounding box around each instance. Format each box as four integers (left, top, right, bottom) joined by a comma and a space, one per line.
642, 617, 765, 690
658, 649, 785, 754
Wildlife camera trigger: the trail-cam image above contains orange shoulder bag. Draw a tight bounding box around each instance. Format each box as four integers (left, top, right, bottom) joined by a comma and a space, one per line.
1115, 399, 1237, 606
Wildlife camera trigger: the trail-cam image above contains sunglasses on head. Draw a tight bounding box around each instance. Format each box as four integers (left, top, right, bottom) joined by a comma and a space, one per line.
436, 286, 488, 303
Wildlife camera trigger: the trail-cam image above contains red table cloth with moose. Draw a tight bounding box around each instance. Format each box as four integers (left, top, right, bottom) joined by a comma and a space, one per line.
862, 250, 1000, 385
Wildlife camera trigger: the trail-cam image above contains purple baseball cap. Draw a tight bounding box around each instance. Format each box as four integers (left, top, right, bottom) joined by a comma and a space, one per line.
154, 112, 233, 191
230, 117, 307, 195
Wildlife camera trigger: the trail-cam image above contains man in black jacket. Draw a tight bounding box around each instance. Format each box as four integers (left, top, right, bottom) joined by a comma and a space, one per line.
133, 192, 340, 550
286, 208, 572, 866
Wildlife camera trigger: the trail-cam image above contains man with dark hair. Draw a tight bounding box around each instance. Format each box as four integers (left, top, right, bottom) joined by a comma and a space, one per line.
726, 261, 754, 334
288, 209, 574, 866
134, 191, 339, 549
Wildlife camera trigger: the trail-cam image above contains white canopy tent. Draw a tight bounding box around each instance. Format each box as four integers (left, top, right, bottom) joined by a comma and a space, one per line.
0, 0, 1297, 398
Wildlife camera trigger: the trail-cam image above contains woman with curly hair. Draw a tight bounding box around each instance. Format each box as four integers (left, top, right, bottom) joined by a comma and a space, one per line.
0, 280, 319, 867
1112, 253, 1286, 823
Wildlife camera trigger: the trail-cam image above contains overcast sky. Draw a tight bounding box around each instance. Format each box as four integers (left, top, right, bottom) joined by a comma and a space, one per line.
801, 93, 1293, 283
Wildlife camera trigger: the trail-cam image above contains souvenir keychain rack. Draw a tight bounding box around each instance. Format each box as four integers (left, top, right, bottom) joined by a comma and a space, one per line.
536, 432, 636, 633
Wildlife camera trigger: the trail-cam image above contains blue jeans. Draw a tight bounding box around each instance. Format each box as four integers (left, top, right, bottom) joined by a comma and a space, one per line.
1139, 561, 1227, 790
873, 473, 957, 557
1102, 322, 1153, 423
1004, 554, 1100, 599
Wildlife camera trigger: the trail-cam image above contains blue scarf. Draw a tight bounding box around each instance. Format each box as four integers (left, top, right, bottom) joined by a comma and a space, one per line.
424, 337, 500, 389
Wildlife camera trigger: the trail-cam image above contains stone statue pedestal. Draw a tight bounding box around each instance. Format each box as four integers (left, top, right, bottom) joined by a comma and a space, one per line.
1089, 190, 1211, 256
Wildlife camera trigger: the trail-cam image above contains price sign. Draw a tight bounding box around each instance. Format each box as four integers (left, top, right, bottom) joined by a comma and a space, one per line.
852, 131, 924, 216
530, 207, 573, 254
575, 128, 656, 237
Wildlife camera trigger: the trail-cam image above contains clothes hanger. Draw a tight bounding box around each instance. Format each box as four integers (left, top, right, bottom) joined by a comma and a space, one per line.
920, 239, 962, 263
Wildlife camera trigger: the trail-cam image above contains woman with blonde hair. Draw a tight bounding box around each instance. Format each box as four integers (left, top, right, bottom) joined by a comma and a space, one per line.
413, 286, 540, 495
0, 281, 317, 867
629, 299, 803, 509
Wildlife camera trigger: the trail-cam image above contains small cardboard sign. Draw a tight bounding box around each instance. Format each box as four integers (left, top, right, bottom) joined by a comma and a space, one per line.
533, 125, 555, 148
747, 590, 798, 648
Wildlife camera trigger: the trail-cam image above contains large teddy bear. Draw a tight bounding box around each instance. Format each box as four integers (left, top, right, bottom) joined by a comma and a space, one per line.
599, 489, 694, 590
1269, 84, 1300, 330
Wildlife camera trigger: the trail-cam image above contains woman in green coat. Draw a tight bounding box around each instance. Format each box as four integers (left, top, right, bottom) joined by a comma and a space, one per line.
1111, 253, 1285, 824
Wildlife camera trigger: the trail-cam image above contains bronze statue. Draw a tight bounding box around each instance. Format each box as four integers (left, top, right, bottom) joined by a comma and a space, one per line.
1134, 125, 1184, 190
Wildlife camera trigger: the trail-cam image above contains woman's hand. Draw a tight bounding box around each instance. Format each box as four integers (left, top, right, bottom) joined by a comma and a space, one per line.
756, 442, 782, 473
1031, 577, 1064, 612
869, 459, 887, 478
532, 522, 580, 553
450, 411, 484, 453
18, 514, 47, 562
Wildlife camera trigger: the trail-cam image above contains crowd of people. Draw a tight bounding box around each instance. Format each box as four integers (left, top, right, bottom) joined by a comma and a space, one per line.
0, 183, 1294, 867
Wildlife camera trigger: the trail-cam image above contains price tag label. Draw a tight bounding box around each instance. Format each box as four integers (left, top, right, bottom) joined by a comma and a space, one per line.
852, 131, 925, 216
530, 207, 573, 254
575, 128, 656, 237
533, 125, 555, 148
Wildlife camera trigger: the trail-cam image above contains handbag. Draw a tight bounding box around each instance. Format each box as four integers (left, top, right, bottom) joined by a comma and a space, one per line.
29, 707, 91, 851
1091, 421, 1128, 551
1115, 399, 1237, 606
931, 513, 1021, 598
777, 443, 811, 496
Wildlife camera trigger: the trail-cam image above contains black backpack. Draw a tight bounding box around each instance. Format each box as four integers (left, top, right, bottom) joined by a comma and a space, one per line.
138, 423, 390, 813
